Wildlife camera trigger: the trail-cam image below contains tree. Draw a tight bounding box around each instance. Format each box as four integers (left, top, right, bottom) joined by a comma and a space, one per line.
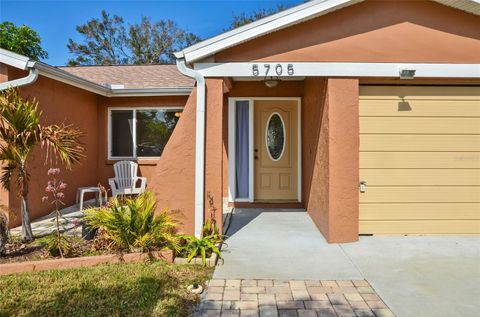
227, 4, 290, 30
67, 11, 200, 66
0, 22, 48, 60
0, 89, 84, 242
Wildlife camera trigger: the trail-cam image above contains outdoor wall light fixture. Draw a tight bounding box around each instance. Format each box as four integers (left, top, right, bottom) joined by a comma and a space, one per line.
264, 77, 279, 88
399, 68, 416, 80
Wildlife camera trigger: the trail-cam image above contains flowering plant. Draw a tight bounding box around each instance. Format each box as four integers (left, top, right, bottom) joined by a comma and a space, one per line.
42, 168, 70, 257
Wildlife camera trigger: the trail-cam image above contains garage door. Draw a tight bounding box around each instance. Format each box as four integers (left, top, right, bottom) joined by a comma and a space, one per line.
359, 86, 480, 234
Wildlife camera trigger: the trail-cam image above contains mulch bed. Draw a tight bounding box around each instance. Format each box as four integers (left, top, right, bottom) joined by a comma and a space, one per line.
0, 237, 108, 264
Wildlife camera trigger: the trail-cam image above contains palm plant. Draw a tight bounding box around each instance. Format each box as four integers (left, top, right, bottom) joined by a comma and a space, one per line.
84, 191, 180, 252
0, 88, 84, 242
179, 234, 223, 266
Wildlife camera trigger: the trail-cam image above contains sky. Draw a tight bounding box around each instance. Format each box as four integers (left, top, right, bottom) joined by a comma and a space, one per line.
0, 0, 303, 66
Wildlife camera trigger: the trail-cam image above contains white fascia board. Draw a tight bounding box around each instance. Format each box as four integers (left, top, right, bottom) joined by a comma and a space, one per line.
36, 62, 193, 97
35, 62, 108, 95
175, 0, 479, 64
0, 48, 32, 70
194, 62, 480, 78
178, 0, 361, 64
108, 87, 193, 97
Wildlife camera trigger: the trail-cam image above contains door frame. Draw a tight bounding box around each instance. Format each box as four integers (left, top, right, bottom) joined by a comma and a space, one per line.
228, 97, 302, 203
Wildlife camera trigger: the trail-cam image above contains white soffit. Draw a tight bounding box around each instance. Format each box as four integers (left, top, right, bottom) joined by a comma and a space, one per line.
175, 0, 480, 64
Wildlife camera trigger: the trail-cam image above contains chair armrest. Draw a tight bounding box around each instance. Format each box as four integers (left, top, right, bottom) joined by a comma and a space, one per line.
136, 177, 147, 190
108, 178, 117, 191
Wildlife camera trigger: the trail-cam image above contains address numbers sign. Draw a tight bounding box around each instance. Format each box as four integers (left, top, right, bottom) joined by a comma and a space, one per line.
252, 63, 295, 76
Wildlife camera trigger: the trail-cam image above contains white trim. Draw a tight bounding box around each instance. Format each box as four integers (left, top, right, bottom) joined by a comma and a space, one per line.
228, 97, 302, 203
36, 63, 193, 97
194, 62, 480, 78
175, 0, 479, 63
0, 49, 193, 96
265, 112, 286, 162
0, 68, 38, 91
297, 100, 302, 202
176, 59, 206, 238
248, 100, 254, 203
132, 110, 137, 158
0, 48, 33, 70
175, 0, 361, 63
228, 99, 236, 203
107, 107, 183, 160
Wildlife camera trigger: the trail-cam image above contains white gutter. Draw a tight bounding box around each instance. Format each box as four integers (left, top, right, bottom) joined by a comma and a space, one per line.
0, 67, 39, 90
176, 58, 206, 238
0, 48, 39, 90
0, 49, 193, 96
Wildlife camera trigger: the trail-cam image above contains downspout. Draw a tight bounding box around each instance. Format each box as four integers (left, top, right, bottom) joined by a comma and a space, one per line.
0, 66, 38, 91
176, 58, 205, 238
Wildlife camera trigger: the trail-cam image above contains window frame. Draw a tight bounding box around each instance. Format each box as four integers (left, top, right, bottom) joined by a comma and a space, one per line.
108, 106, 184, 160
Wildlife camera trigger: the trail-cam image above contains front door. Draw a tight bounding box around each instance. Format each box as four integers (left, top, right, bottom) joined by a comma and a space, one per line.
254, 100, 298, 201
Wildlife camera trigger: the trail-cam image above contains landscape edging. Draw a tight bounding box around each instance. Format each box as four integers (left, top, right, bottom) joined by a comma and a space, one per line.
0, 250, 173, 275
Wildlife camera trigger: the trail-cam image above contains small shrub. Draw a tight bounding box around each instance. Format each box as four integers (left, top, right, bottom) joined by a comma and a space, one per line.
84, 191, 180, 253
42, 167, 69, 257
42, 233, 71, 257
0, 211, 8, 256
179, 233, 223, 266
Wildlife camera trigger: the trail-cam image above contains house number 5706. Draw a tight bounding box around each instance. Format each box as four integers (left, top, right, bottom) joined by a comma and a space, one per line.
252, 64, 294, 76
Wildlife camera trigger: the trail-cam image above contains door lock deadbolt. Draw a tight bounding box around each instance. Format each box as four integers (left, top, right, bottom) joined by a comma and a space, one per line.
359, 181, 367, 193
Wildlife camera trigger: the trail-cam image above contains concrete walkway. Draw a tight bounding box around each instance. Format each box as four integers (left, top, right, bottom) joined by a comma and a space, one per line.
213, 209, 480, 317
10, 198, 98, 237
215, 209, 362, 280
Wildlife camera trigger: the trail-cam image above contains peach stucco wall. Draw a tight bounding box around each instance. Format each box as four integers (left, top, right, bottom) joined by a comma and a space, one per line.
326, 79, 359, 242
1, 65, 196, 232
215, 0, 480, 63
301, 78, 360, 243
3, 67, 99, 228
205, 79, 225, 230
302, 78, 329, 236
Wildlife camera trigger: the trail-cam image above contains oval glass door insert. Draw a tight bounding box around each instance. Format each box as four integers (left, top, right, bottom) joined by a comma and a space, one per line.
266, 112, 285, 161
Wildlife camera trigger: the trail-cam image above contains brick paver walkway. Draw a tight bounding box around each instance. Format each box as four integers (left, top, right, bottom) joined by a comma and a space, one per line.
196, 279, 396, 317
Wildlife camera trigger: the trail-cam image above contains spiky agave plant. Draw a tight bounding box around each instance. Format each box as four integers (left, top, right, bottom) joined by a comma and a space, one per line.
179, 233, 223, 266
0, 88, 84, 242
84, 191, 180, 252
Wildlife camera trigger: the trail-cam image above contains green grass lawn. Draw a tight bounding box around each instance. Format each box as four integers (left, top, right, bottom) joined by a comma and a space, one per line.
0, 261, 213, 317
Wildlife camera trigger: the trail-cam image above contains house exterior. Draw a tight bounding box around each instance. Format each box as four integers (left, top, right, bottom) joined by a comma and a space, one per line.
1, 0, 479, 242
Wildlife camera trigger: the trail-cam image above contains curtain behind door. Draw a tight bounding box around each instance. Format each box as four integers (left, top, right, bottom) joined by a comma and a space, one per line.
235, 101, 249, 199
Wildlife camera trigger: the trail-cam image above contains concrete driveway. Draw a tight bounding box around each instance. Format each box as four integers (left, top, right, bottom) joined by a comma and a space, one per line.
214, 209, 480, 317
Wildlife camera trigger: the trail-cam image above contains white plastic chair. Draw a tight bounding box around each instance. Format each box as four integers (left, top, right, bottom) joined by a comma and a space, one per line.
108, 161, 147, 197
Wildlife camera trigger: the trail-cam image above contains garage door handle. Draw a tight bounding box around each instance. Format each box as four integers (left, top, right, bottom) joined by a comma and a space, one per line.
359, 181, 367, 193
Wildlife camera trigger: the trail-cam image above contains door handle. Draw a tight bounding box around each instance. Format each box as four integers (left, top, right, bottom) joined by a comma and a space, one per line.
359, 181, 367, 193
254, 156, 259, 160
254, 149, 258, 153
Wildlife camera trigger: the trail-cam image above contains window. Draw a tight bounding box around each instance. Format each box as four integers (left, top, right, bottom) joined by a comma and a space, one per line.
109, 108, 182, 159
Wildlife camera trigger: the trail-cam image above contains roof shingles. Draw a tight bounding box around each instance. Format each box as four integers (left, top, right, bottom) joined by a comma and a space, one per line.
58, 64, 194, 89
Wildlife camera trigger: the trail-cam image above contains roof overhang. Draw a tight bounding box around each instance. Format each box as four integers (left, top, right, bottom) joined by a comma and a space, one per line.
0, 48, 193, 97
175, 0, 480, 64
34, 63, 192, 96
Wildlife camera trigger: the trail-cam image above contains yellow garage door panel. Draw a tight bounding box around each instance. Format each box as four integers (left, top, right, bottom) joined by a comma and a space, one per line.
359, 85, 480, 235
360, 152, 480, 169
360, 86, 480, 100
360, 117, 480, 134
360, 169, 480, 186
360, 187, 480, 203
359, 100, 480, 117
360, 135, 480, 152
359, 220, 480, 234
360, 203, 480, 220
